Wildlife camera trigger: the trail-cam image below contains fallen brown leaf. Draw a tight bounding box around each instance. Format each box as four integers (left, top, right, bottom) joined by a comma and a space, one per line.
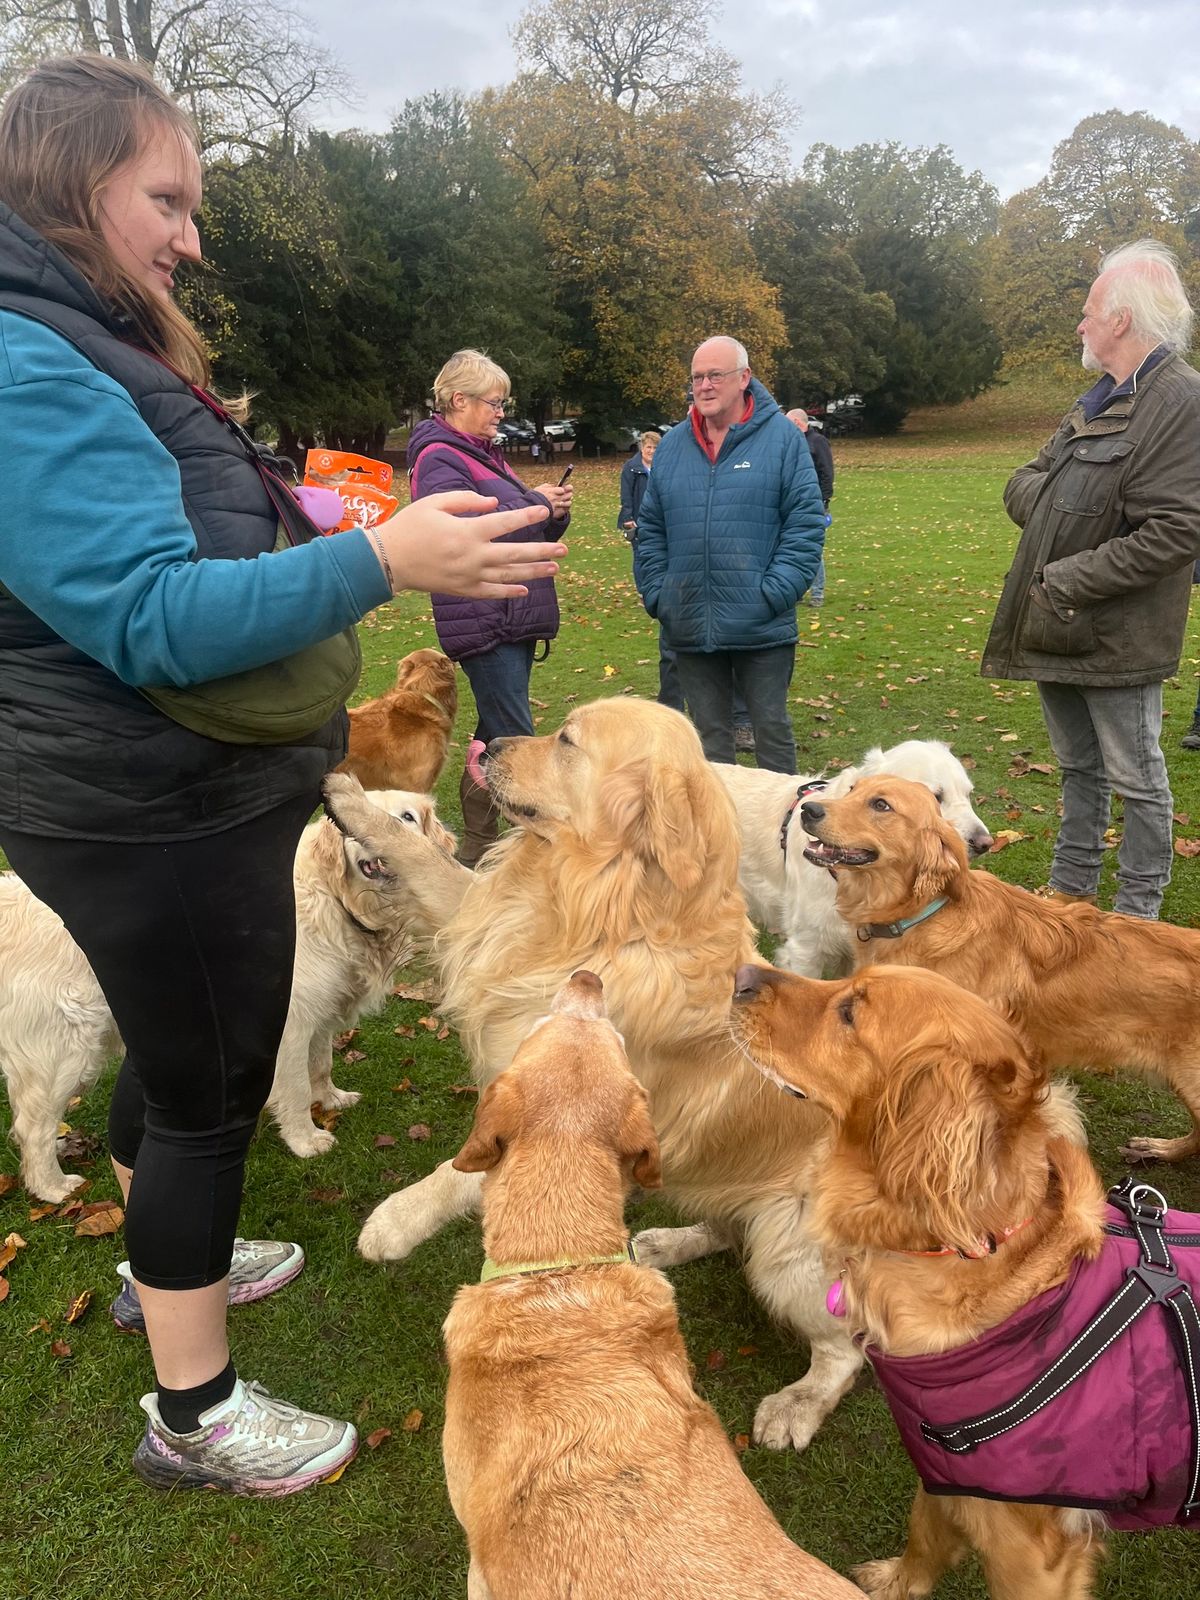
0, 1174, 17, 1198
391, 980, 438, 1002
342, 1049, 367, 1065
705, 1350, 727, 1372
50, 1339, 71, 1359
417, 1015, 441, 1031
449, 1084, 479, 1098
0, 1232, 28, 1272
408, 1124, 432, 1142
65, 1289, 93, 1324
988, 829, 1028, 854
733, 1433, 750, 1454
436, 1026, 451, 1041
0, 1277, 8, 1304
391, 1078, 413, 1094
311, 1103, 342, 1132
365, 1427, 392, 1450
393, 1025, 415, 1039
28, 1204, 58, 1223
1175, 838, 1200, 858
737, 1345, 759, 1357
332, 1029, 359, 1051
73, 1204, 123, 1238
26, 1318, 52, 1335
307, 1187, 344, 1204
373, 1134, 397, 1149
402, 1408, 424, 1432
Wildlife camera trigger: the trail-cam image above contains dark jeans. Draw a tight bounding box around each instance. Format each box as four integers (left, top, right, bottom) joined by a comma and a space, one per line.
461, 640, 537, 743
0, 791, 316, 1289
675, 646, 797, 771
658, 637, 686, 712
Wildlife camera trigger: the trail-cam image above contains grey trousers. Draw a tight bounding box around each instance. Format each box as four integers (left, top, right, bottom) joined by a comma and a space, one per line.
1038, 680, 1174, 919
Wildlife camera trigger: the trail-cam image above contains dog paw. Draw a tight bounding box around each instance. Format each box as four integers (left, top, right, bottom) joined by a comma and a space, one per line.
632, 1222, 723, 1269
1121, 1132, 1200, 1164
851, 1558, 913, 1600
284, 1127, 337, 1158
26, 1170, 86, 1205
321, 1087, 362, 1110
751, 1386, 823, 1453
357, 1192, 428, 1262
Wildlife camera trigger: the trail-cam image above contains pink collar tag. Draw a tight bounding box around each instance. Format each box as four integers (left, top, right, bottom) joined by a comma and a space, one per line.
826, 1279, 846, 1318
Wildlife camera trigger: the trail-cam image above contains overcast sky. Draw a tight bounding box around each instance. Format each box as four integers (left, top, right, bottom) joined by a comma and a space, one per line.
304, 0, 1200, 199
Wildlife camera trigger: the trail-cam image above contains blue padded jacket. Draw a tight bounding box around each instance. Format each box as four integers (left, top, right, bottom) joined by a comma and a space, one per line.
633, 379, 825, 652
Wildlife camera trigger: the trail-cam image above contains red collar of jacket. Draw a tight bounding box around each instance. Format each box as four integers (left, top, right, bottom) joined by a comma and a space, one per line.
690, 392, 755, 463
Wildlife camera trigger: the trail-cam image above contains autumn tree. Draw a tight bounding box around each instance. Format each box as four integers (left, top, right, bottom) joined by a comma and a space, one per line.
984, 110, 1200, 365
0, 0, 341, 150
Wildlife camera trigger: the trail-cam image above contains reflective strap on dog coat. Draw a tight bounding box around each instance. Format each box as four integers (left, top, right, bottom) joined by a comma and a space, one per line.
868, 1178, 1200, 1530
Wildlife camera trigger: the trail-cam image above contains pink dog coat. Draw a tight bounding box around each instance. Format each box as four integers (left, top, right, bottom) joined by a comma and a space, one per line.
867, 1180, 1200, 1531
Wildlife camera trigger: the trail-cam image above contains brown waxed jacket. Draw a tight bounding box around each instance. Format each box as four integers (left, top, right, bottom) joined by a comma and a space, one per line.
981, 353, 1200, 687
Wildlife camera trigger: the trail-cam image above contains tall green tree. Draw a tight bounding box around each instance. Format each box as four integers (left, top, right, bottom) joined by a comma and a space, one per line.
803, 142, 1001, 430
752, 182, 893, 407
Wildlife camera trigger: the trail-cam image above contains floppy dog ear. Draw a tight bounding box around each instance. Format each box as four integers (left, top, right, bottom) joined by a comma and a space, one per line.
602, 760, 706, 892
452, 1075, 522, 1173
911, 817, 965, 906
617, 1091, 663, 1190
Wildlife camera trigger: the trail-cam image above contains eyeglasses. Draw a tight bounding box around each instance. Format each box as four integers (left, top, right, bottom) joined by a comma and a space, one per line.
690, 367, 744, 388
476, 396, 508, 411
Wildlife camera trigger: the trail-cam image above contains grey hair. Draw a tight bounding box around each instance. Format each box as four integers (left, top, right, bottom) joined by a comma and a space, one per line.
1097, 239, 1194, 354
695, 335, 749, 370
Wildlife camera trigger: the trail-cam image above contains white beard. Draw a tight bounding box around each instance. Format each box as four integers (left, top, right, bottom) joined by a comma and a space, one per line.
1081, 343, 1103, 372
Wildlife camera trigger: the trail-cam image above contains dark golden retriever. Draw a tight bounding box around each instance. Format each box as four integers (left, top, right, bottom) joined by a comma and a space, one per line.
732, 962, 1118, 1599
442, 970, 863, 1600
340, 646, 457, 793
801, 774, 1200, 1163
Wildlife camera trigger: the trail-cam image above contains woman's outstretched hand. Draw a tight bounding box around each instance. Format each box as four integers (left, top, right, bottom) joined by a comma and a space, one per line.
373, 492, 564, 598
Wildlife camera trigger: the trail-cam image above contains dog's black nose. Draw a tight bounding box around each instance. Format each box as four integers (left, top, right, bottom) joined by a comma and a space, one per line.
734, 964, 778, 1002
485, 737, 509, 761
800, 800, 826, 829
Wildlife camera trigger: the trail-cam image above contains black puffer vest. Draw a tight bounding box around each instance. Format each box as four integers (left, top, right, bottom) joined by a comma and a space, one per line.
0, 204, 346, 842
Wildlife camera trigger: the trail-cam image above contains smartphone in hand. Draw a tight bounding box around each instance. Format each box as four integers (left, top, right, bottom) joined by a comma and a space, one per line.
557, 465, 574, 487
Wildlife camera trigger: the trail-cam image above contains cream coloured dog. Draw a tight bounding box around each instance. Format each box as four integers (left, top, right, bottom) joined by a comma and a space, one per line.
0, 782, 453, 1200
352, 700, 866, 1454
717, 741, 992, 975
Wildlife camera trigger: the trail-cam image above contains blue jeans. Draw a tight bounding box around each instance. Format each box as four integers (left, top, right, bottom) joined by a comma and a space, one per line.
1038, 680, 1173, 919
460, 641, 537, 743
808, 557, 826, 605
675, 646, 797, 772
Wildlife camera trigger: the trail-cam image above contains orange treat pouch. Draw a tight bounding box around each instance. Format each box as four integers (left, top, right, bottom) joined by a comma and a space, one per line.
303, 449, 399, 532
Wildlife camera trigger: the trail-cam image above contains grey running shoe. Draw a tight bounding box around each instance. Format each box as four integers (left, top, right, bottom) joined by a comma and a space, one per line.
111, 1239, 304, 1334
733, 724, 756, 753
132, 1378, 358, 1497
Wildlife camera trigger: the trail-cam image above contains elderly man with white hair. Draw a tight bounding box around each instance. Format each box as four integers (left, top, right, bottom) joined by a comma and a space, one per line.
982, 238, 1200, 919
633, 336, 825, 771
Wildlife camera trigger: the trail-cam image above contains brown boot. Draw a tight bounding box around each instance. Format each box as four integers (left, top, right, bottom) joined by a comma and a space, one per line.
1034, 885, 1099, 906
458, 765, 500, 868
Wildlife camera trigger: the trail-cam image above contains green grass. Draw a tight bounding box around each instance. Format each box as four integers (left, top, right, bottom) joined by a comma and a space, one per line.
5, 408, 1200, 1597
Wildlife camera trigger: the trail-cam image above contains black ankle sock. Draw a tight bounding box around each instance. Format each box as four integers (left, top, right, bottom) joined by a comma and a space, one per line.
157, 1359, 237, 1434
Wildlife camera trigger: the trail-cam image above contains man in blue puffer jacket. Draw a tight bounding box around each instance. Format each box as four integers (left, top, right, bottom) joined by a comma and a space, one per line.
634, 336, 826, 770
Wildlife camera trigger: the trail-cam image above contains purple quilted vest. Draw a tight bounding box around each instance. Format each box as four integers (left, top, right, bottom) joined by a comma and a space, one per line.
868, 1182, 1200, 1530
407, 417, 563, 661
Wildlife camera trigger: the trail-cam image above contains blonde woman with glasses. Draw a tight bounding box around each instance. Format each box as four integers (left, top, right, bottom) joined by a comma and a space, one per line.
409, 350, 572, 864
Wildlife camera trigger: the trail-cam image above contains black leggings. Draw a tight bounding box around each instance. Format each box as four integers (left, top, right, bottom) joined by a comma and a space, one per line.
0, 792, 315, 1289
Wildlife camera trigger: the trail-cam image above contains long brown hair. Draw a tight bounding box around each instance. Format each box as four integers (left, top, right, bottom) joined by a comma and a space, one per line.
0, 54, 211, 386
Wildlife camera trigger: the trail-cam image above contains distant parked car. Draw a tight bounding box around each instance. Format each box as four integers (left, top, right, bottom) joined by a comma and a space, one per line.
542, 418, 576, 441
825, 394, 866, 436
493, 418, 537, 448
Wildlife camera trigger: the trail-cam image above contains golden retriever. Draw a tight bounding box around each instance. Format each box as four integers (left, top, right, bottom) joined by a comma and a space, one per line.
443, 969, 863, 1600
800, 775, 1200, 1163
340, 646, 457, 793
354, 697, 864, 1452
729, 961, 1191, 1599
0, 782, 454, 1198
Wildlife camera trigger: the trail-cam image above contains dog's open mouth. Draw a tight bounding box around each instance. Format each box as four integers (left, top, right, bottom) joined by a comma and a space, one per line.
357, 855, 390, 880
802, 841, 878, 868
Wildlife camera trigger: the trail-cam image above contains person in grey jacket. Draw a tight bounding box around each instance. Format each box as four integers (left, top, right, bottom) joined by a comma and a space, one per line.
981, 239, 1200, 919
635, 336, 825, 771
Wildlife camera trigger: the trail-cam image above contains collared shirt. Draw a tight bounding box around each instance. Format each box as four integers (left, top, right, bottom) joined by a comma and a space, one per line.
1080, 344, 1169, 423
690, 392, 755, 463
